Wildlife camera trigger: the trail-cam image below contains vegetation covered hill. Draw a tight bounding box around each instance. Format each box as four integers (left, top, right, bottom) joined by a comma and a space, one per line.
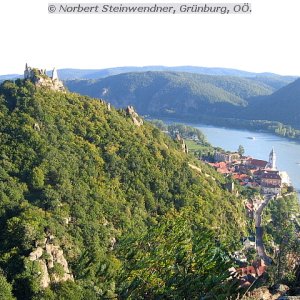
65, 71, 277, 117
0, 79, 246, 299
247, 74, 297, 90
245, 78, 300, 129
65, 71, 300, 139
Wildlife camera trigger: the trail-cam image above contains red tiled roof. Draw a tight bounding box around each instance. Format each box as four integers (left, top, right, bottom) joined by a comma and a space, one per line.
249, 159, 268, 168
237, 266, 256, 276
233, 174, 249, 180
217, 168, 230, 174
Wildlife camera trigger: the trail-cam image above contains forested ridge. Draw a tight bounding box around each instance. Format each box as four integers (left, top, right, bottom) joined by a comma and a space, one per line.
0, 79, 246, 299
65, 71, 300, 139
65, 71, 274, 115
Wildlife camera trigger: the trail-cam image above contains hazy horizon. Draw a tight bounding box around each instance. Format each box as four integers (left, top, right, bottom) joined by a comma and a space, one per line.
1, 64, 299, 78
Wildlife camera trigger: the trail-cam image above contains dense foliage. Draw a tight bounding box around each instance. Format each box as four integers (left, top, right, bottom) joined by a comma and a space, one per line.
264, 193, 300, 285
117, 210, 238, 299
0, 79, 246, 299
244, 78, 300, 129
149, 119, 208, 143
65, 71, 300, 140
65, 71, 275, 115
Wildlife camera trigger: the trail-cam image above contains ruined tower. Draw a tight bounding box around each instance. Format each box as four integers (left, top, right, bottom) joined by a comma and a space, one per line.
52, 67, 58, 81
22, 64, 65, 91
24, 63, 32, 79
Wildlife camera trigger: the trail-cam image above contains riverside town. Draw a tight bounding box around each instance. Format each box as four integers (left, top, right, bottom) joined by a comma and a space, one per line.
0, 64, 299, 298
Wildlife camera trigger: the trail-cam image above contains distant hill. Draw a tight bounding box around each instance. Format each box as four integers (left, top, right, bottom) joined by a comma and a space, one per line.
52, 66, 297, 84
1, 66, 297, 86
56, 66, 278, 80
0, 74, 20, 81
245, 78, 300, 128
65, 71, 277, 117
247, 75, 297, 90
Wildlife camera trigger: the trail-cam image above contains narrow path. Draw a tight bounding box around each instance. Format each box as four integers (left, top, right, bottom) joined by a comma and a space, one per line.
254, 194, 274, 265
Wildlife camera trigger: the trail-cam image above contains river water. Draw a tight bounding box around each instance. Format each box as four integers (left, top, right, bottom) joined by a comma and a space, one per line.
186, 123, 300, 198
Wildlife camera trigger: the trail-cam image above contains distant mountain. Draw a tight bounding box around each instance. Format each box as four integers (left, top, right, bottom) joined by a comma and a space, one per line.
54, 66, 297, 83
57, 66, 274, 79
247, 75, 297, 90
1, 66, 297, 87
0, 74, 21, 81
245, 78, 300, 128
65, 71, 277, 117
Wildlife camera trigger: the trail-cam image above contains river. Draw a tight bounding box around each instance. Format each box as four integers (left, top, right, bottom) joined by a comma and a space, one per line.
185, 123, 300, 198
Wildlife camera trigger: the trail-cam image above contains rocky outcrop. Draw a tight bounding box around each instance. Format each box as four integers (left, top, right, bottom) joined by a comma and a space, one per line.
126, 106, 143, 127
33, 122, 41, 131
28, 236, 73, 288
175, 133, 188, 154
244, 284, 290, 300
107, 103, 111, 111
24, 65, 65, 92
39, 260, 51, 289
33, 75, 65, 92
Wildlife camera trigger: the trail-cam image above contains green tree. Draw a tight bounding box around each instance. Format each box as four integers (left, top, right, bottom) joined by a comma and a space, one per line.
31, 167, 45, 189
265, 193, 300, 285
0, 273, 15, 300
0, 79, 245, 299
117, 210, 238, 299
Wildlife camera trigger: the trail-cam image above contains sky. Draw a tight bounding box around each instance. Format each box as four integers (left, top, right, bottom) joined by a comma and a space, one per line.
1, 0, 300, 76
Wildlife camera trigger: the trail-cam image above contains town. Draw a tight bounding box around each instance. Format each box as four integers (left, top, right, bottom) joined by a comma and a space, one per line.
209, 147, 291, 196
207, 148, 283, 286
168, 124, 298, 291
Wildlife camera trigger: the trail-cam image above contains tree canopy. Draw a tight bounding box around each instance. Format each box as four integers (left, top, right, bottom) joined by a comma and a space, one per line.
0, 79, 246, 299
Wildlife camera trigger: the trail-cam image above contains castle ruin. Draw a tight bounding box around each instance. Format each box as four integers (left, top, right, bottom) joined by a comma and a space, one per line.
24, 63, 65, 91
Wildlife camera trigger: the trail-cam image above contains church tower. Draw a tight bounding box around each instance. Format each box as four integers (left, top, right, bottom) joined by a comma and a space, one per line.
268, 148, 276, 170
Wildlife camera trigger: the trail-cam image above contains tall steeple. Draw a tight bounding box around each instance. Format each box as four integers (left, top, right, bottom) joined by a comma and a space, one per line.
268, 147, 276, 170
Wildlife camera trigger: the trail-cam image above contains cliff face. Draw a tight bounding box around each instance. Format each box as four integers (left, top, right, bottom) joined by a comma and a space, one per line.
125, 105, 143, 126
33, 75, 65, 92
29, 236, 73, 288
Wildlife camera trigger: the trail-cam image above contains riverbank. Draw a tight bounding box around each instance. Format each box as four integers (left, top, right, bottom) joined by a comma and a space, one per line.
149, 114, 300, 142
155, 118, 300, 198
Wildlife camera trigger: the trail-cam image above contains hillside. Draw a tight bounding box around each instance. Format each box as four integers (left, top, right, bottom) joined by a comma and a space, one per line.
245, 78, 300, 128
65, 71, 276, 117
248, 74, 297, 90
0, 78, 246, 299
65, 71, 300, 139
